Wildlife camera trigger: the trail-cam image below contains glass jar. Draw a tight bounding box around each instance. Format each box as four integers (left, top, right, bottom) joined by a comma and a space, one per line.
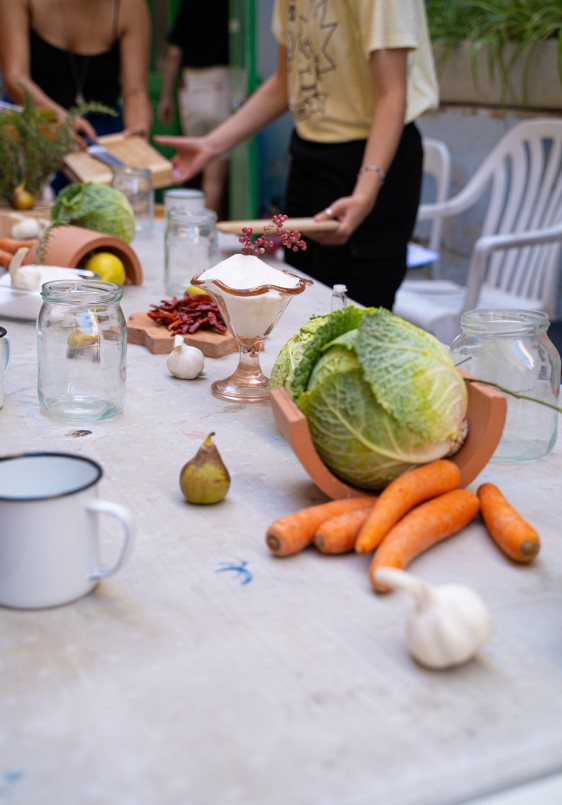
37, 280, 127, 422
450, 309, 561, 462
164, 208, 218, 296
111, 166, 154, 240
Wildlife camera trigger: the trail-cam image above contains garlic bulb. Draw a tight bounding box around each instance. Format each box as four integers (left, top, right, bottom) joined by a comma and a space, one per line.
7, 246, 42, 290
11, 217, 41, 240
11, 265, 42, 290
166, 335, 205, 379
375, 567, 492, 670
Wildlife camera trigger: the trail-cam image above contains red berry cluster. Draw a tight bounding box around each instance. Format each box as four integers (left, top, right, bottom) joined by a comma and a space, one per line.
239, 213, 307, 256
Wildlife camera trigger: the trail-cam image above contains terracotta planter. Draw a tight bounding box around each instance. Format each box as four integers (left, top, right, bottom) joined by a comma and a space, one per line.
22, 225, 143, 285
270, 381, 507, 499
434, 41, 562, 110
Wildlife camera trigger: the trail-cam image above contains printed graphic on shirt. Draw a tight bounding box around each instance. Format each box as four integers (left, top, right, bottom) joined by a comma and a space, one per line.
287, 0, 338, 122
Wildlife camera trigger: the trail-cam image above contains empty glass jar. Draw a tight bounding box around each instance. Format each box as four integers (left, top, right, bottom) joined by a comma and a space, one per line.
112, 166, 154, 240
37, 280, 127, 422
164, 208, 218, 296
450, 309, 561, 462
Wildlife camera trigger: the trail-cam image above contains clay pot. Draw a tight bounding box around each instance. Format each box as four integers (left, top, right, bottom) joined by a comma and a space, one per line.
22, 225, 142, 285
270, 380, 507, 499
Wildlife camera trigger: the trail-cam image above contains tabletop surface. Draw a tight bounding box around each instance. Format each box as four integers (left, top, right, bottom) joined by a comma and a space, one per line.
1, 225, 561, 805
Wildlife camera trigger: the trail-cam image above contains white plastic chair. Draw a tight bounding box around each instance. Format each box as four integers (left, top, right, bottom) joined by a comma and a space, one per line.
406, 137, 451, 272
395, 118, 562, 344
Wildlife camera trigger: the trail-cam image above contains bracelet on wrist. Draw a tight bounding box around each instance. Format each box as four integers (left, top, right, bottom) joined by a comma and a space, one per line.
357, 164, 386, 183
123, 87, 147, 99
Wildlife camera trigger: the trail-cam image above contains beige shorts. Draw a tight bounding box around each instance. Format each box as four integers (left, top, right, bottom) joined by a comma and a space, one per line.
178, 65, 232, 138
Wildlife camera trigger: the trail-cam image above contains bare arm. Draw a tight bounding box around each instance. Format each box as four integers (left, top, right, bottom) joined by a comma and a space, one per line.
314, 48, 408, 244
119, 0, 152, 137
156, 45, 289, 181
158, 44, 183, 126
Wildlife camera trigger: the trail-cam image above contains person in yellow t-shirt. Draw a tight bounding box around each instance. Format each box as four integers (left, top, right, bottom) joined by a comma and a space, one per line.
156, 0, 438, 309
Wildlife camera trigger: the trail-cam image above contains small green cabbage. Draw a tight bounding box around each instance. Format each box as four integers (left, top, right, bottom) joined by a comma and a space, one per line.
51, 182, 136, 243
270, 307, 468, 490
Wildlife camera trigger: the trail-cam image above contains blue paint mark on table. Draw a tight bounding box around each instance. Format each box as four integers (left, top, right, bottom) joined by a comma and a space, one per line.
215, 558, 253, 586
0, 771, 25, 801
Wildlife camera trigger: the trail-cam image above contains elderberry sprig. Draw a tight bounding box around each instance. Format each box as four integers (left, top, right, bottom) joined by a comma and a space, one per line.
239, 213, 307, 256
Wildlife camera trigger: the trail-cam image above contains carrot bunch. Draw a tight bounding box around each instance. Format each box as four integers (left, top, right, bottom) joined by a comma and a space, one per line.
0, 237, 38, 269
265, 459, 540, 591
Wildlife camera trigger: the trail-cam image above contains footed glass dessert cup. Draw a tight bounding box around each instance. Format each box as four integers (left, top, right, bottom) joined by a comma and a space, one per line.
191, 268, 311, 402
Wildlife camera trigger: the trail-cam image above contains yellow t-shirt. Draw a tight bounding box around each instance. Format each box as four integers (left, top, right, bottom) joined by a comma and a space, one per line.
272, 0, 439, 143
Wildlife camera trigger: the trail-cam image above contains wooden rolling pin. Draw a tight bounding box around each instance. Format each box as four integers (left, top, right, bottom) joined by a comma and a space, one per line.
216, 217, 339, 234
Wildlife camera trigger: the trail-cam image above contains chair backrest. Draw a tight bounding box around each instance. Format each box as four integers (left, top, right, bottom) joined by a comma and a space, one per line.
420, 137, 452, 252
464, 118, 562, 313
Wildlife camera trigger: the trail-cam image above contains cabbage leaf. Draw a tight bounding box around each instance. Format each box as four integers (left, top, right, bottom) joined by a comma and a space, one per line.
356, 308, 467, 441
300, 369, 456, 489
51, 182, 136, 243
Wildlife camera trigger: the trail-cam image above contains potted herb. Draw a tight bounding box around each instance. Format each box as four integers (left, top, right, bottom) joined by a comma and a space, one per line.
426, 0, 562, 108
0, 90, 114, 210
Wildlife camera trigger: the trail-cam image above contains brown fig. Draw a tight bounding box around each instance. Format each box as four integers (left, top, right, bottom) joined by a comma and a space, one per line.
179, 432, 230, 504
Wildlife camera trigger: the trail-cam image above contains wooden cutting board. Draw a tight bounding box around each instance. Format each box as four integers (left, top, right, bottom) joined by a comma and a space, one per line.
62, 135, 173, 189
216, 217, 339, 234
127, 311, 237, 358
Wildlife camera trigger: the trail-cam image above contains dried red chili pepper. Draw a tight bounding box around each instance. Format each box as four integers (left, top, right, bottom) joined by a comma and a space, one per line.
148, 292, 227, 335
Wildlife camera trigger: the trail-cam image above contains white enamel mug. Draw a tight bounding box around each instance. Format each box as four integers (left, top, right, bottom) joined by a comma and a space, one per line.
0, 452, 135, 609
0, 326, 9, 408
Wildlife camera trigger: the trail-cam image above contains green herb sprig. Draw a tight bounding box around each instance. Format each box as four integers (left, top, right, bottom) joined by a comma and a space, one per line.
0, 88, 115, 206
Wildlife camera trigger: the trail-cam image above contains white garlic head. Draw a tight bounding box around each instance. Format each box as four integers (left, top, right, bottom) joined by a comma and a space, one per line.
166, 335, 205, 379
375, 568, 492, 670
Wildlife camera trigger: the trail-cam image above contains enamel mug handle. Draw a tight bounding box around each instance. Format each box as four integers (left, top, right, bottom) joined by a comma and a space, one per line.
2, 336, 9, 374
86, 499, 136, 580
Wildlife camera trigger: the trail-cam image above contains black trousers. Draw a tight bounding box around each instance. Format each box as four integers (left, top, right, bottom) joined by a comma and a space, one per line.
284, 122, 423, 309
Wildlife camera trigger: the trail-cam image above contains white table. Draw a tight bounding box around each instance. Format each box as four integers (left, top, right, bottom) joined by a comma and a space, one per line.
1, 226, 562, 805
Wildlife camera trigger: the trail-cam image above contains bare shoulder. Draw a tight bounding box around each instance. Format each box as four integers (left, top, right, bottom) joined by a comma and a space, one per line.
118, 0, 151, 29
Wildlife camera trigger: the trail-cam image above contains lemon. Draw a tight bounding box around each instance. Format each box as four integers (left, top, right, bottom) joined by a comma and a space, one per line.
186, 284, 209, 296
85, 252, 126, 285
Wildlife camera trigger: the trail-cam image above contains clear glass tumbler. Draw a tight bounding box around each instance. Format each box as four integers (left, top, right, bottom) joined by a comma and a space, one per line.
37, 280, 127, 422
450, 309, 561, 462
164, 208, 218, 296
111, 166, 154, 240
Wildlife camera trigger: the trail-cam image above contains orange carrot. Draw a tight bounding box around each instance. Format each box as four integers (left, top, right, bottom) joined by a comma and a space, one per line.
369, 489, 480, 592
0, 249, 14, 268
0, 237, 38, 254
266, 497, 375, 557
355, 459, 461, 555
477, 483, 540, 563
314, 506, 375, 554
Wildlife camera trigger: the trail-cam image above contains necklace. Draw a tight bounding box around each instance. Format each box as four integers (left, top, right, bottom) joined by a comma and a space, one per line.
59, 0, 95, 106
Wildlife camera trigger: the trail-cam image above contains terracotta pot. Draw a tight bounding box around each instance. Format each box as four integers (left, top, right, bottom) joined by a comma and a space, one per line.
270, 381, 507, 499
22, 225, 142, 284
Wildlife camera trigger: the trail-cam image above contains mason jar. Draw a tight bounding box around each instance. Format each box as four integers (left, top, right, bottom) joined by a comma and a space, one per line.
111, 166, 154, 240
37, 280, 127, 422
450, 309, 561, 462
164, 208, 218, 296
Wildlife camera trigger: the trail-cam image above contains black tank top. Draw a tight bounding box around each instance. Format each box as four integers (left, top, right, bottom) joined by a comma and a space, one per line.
29, 0, 121, 110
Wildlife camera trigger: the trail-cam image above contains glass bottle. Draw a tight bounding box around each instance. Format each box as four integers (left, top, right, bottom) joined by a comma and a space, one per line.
37, 280, 127, 421
450, 309, 561, 462
164, 208, 218, 296
331, 284, 348, 311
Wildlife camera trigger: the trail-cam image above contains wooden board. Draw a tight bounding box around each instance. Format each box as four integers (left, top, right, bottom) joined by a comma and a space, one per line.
126, 311, 237, 358
62, 135, 173, 189
216, 217, 339, 234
